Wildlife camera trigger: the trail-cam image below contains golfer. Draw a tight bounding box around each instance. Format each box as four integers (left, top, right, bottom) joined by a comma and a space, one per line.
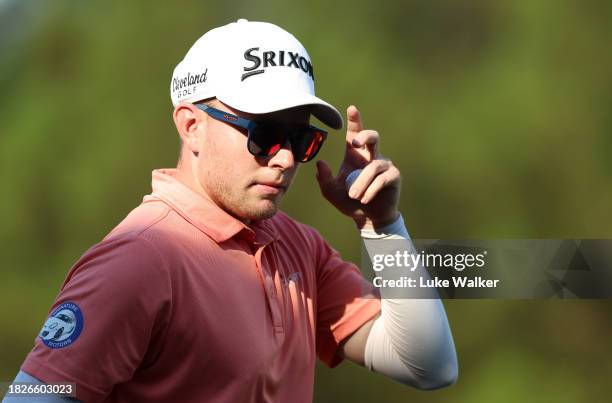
5, 19, 457, 403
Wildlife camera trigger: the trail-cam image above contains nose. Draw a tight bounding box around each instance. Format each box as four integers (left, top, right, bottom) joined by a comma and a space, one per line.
267, 140, 295, 170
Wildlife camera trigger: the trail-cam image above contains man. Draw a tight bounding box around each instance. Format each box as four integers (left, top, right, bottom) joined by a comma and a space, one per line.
5, 19, 457, 402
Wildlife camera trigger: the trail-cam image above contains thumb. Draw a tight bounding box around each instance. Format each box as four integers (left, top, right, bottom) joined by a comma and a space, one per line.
315, 160, 335, 193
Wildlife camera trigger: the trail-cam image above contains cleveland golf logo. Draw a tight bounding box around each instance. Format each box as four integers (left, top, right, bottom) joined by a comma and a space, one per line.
242, 47, 314, 81
172, 68, 208, 99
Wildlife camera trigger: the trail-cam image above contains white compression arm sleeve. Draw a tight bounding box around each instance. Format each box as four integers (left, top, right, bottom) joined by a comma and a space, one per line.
361, 215, 458, 389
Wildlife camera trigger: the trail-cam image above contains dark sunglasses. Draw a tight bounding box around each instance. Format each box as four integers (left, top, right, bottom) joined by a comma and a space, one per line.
195, 103, 327, 163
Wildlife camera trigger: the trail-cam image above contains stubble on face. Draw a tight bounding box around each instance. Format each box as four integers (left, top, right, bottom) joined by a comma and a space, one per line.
193, 100, 308, 224
198, 130, 294, 223
203, 163, 284, 223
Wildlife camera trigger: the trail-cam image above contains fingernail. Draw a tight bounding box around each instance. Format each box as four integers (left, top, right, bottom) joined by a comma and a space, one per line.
349, 189, 357, 198
361, 196, 368, 204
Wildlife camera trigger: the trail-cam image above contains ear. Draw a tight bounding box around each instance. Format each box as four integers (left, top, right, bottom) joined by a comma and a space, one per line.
173, 102, 205, 156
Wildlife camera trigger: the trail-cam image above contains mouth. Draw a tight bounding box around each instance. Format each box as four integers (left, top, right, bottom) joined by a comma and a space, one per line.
251, 180, 288, 195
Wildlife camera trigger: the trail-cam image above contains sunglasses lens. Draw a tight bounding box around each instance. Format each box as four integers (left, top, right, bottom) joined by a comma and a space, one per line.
291, 129, 326, 162
248, 124, 326, 162
248, 125, 285, 157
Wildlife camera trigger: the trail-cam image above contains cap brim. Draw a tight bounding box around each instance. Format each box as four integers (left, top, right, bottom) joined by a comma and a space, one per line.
216, 90, 344, 130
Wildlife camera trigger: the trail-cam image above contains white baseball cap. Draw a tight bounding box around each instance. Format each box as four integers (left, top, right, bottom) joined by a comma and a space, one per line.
170, 19, 343, 130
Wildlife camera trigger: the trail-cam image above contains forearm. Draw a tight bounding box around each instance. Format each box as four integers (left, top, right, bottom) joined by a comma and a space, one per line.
361, 216, 458, 389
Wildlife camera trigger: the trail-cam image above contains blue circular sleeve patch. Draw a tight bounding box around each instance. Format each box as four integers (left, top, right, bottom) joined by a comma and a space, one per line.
38, 302, 84, 349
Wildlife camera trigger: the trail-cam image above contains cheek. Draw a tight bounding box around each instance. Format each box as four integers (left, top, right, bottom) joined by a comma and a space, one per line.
201, 134, 255, 185
206, 128, 250, 161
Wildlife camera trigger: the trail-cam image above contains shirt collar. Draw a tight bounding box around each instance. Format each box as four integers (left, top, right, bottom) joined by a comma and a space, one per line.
144, 168, 279, 245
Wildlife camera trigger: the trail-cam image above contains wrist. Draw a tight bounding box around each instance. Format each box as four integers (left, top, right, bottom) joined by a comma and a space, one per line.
360, 213, 410, 240
355, 210, 400, 231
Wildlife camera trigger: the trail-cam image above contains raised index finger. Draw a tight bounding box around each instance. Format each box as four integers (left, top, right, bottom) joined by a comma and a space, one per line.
343, 105, 372, 168
346, 105, 363, 143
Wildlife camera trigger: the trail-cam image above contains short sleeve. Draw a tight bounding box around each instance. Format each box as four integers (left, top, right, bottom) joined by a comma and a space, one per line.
21, 235, 172, 403
313, 231, 381, 368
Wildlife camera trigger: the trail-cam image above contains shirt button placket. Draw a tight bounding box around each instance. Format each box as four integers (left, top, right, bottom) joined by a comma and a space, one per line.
254, 244, 284, 335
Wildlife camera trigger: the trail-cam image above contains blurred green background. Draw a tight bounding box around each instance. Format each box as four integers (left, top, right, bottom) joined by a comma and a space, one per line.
1, 0, 611, 402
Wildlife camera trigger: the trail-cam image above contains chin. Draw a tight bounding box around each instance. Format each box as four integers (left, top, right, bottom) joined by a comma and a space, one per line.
242, 200, 279, 222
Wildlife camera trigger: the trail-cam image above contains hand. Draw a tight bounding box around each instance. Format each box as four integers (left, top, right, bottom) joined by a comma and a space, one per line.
316, 105, 401, 230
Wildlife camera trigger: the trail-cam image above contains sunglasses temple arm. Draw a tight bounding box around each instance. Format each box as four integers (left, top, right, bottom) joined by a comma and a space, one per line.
196, 104, 252, 131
